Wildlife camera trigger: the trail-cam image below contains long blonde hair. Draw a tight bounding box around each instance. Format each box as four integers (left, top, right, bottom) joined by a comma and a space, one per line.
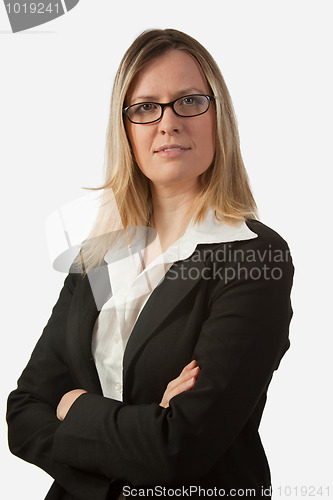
79, 28, 257, 271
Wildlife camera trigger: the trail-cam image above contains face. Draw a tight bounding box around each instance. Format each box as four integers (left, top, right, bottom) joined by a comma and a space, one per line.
125, 50, 216, 191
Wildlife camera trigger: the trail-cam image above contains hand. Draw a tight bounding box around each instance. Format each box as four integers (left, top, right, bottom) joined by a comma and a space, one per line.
159, 360, 200, 408
56, 389, 87, 421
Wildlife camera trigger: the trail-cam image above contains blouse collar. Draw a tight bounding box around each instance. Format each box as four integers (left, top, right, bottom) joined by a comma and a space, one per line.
101, 208, 258, 304
104, 208, 257, 269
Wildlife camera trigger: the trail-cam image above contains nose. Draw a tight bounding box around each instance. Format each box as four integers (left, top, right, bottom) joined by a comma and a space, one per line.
157, 105, 183, 135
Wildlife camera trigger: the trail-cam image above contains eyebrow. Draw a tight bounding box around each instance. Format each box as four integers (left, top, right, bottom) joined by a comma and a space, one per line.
131, 88, 207, 103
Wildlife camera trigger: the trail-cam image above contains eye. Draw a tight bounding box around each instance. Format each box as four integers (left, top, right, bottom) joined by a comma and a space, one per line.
182, 96, 196, 105
140, 103, 155, 111
133, 103, 159, 115
127, 102, 161, 123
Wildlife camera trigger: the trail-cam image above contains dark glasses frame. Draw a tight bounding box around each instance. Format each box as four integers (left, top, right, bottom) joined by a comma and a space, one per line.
123, 94, 215, 124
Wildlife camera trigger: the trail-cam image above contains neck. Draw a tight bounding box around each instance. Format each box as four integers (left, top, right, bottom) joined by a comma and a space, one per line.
149, 180, 201, 250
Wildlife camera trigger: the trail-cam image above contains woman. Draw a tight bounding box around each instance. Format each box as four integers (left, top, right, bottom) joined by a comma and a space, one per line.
7, 29, 294, 499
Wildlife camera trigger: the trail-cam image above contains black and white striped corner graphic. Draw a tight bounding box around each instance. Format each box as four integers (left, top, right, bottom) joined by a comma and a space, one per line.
4, 0, 80, 33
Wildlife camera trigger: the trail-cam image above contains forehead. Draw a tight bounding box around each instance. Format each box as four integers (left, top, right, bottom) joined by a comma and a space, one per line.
127, 49, 210, 102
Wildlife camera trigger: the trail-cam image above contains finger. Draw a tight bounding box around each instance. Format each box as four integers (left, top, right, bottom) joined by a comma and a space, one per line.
164, 377, 197, 407
166, 366, 200, 391
167, 361, 198, 390
179, 365, 200, 384
171, 377, 197, 396
160, 378, 196, 408
181, 360, 197, 373
166, 366, 200, 392
180, 365, 200, 382
160, 365, 200, 408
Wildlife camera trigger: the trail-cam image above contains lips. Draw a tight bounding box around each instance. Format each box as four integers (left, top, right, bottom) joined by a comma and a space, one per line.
155, 144, 190, 153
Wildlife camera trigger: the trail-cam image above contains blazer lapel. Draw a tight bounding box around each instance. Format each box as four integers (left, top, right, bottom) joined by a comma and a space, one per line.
67, 264, 111, 394
69, 255, 206, 398
122, 257, 207, 389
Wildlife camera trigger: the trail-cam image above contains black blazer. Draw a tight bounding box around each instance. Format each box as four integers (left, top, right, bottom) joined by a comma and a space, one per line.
7, 219, 294, 500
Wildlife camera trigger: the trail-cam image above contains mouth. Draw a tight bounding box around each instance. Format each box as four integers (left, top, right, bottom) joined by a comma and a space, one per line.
154, 144, 190, 154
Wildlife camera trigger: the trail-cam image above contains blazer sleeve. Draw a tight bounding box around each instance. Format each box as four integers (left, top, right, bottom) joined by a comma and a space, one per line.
51, 231, 294, 486
6, 272, 112, 500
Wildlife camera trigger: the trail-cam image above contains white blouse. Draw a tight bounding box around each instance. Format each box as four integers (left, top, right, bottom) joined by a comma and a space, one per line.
91, 208, 257, 401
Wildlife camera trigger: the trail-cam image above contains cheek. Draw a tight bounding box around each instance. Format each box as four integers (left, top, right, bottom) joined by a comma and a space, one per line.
208, 115, 216, 156
127, 126, 151, 164
197, 117, 216, 159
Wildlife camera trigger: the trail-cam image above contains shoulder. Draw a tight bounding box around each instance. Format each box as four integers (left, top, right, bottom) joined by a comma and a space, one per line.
200, 218, 292, 258
200, 219, 293, 278
200, 220, 294, 298
244, 218, 291, 253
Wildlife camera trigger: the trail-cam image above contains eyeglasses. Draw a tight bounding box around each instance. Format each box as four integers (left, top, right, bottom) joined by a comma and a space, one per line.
123, 94, 215, 124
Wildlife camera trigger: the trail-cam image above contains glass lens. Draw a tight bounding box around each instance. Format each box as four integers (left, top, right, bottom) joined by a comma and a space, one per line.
127, 103, 161, 123
174, 95, 209, 116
